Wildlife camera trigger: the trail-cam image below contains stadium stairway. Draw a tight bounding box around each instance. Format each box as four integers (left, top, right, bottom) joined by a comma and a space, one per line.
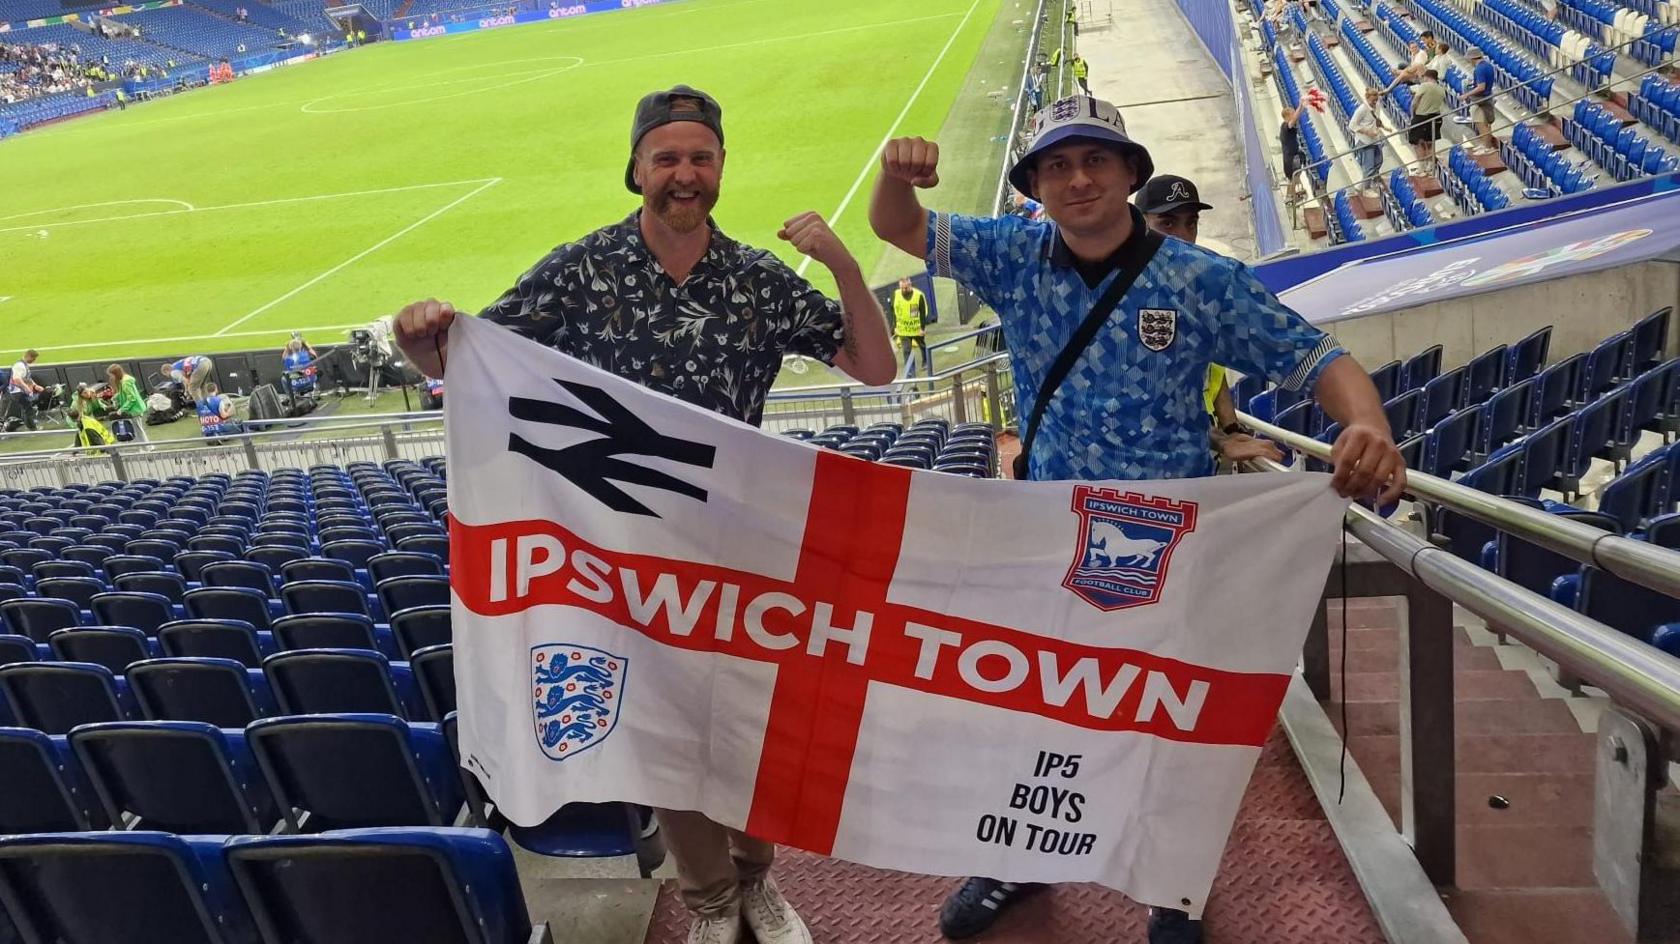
1327, 598, 1631, 944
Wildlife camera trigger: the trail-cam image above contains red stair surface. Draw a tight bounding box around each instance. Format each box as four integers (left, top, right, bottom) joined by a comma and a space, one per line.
1326, 597, 1631, 944
642, 728, 1384, 943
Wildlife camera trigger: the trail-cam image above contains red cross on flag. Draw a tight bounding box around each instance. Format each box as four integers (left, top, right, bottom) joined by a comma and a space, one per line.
445, 317, 1349, 915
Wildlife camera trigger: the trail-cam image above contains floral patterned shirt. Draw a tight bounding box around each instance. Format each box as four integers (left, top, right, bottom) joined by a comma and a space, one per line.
480, 212, 846, 425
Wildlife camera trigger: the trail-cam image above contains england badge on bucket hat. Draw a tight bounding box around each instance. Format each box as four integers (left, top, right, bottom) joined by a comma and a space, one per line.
1008, 95, 1155, 200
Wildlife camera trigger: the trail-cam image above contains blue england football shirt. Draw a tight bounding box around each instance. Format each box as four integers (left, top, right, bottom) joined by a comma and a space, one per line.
928, 207, 1343, 481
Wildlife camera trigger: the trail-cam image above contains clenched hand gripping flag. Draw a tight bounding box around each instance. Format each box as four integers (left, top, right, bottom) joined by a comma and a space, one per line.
445, 316, 1349, 915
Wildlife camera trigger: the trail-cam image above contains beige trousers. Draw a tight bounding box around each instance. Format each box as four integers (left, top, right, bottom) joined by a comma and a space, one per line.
656, 808, 775, 918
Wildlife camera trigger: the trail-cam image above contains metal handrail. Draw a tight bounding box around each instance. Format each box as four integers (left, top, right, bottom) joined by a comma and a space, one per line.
1240, 410, 1680, 599
1248, 455, 1680, 737
0, 409, 442, 462
768, 351, 1012, 396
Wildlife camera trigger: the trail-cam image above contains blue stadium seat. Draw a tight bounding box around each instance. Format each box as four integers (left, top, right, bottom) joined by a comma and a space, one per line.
246, 544, 309, 573
187, 587, 275, 632
1596, 454, 1669, 532
1576, 563, 1680, 644
282, 580, 373, 619
1384, 389, 1423, 439
0, 662, 129, 734
128, 657, 268, 728
375, 575, 449, 616
264, 649, 412, 718
0, 831, 257, 944
1493, 509, 1619, 600
35, 560, 98, 582
367, 552, 445, 585
92, 591, 177, 638
1532, 353, 1585, 425
1424, 407, 1481, 477
0, 634, 39, 667
203, 561, 281, 598
411, 645, 456, 722
1476, 377, 1534, 458
272, 613, 385, 656
280, 558, 358, 587
224, 827, 543, 944
1582, 332, 1633, 400
115, 571, 191, 607
0, 727, 107, 833
48, 626, 154, 675
246, 714, 464, 831
154, 614, 269, 665
1464, 344, 1509, 407
106, 553, 171, 582
70, 721, 279, 834
391, 606, 451, 662
38, 576, 104, 613
1517, 414, 1575, 497
1421, 367, 1466, 430
1629, 306, 1672, 374
1644, 512, 1680, 549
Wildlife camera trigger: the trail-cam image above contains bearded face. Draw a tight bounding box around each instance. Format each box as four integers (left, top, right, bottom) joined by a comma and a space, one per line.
633, 122, 723, 234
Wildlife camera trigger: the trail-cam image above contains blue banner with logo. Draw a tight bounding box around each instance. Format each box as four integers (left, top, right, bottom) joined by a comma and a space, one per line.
388, 0, 676, 40
1279, 187, 1680, 324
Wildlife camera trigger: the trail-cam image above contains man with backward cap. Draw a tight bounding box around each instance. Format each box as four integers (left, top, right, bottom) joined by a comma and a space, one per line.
392, 85, 897, 944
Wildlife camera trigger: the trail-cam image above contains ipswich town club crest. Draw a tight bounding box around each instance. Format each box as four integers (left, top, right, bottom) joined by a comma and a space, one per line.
1063, 487, 1199, 611
531, 644, 627, 761
1138, 308, 1177, 352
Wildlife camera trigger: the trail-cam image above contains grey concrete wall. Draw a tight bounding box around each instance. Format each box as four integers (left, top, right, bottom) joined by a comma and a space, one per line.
1321, 261, 1680, 370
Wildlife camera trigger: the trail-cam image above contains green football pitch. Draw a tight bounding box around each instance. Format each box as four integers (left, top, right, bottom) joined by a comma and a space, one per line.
0, 0, 1026, 369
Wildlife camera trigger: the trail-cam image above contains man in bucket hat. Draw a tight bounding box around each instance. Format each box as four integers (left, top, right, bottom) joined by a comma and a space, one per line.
392, 85, 897, 944
869, 94, 1403, 944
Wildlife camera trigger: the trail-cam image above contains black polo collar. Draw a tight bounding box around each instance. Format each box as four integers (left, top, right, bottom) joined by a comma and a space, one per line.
1048, 206, 1154, 289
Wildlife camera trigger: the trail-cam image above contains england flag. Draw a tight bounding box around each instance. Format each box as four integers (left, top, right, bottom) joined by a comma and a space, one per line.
444, 316, 1348, 915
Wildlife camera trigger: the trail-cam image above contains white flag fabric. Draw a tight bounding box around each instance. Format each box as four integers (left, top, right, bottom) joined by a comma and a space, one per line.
444, 316, 1348, 915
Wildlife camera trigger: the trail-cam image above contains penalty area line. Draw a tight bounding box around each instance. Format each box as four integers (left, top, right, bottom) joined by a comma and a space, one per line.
214, 176, 503, 336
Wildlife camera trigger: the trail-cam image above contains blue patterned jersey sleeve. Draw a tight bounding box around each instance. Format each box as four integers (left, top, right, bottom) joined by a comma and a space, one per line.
1214, 259, 1345, 391
924, 211, 1014, 308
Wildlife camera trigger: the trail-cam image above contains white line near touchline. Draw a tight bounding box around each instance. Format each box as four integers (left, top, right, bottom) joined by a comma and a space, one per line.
794, 0, 983, 279
214, 176, 502, 336
0, 178, 499, 237
20, 323, 370, 354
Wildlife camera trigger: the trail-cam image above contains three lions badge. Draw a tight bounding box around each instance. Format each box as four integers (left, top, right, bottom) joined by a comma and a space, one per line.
1138, 308, 1177, 352
1064, 487, 1198, 611
531, 644, 627, 761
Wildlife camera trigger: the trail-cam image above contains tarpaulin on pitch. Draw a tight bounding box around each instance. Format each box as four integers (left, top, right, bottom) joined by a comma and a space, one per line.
444, 316, 1348, 914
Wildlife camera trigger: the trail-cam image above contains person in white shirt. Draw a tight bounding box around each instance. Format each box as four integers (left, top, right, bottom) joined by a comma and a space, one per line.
1349, 86, 1387, 192
1383, 39, 1432, 92
7, 349, 43, 431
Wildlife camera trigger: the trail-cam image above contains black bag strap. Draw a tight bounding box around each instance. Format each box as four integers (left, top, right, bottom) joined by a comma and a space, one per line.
1015, 229, 1164, 478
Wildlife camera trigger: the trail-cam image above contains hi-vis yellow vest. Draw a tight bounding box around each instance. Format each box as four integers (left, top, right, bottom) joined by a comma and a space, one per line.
892, 289, 926, 336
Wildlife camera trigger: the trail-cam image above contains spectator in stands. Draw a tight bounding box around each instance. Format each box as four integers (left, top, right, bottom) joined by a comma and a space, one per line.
1071, 53, 1090, 94
1136, 175, 1284, 466
1382, 40, 1430, 92
1279, 101, 1311, 200
106, 363, 148, 443
195, 382, 241, 440
391, 83, 897, 944
7, 349, 45, 431
892, 276, 933, 378
163, 354, 215, 403
1350, 86, 1387, 192
871, 96, 1404, 944
1465, 47, 1498, 152
1427, 35, 1452, 76
68, 407, 112, 450
1408, 69, 1446, 171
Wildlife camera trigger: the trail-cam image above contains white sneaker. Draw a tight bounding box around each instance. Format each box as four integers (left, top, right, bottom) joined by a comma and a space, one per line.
686, 913, 741, 944
741, 877, 812, 944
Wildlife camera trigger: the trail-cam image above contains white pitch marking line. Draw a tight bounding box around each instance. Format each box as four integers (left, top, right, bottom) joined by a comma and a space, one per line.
0, 198, 195, 223
0, 178, 498, 236
794, 0, 983, 278
21, 323, 372, 354
215, 176, 502, 336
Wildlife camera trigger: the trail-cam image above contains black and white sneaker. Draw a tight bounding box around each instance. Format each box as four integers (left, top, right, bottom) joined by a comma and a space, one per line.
1146, 907, 1203, 944
938, 878, 1046, 939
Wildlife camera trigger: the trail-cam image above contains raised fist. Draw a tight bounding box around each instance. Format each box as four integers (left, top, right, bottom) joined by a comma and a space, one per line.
880, 136, 940, 188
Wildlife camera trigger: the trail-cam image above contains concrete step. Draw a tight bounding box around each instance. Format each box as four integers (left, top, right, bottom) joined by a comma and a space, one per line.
1331, 669, 1539, 704
1443, 889, 1633, 944
1335, 696, 1581, 737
